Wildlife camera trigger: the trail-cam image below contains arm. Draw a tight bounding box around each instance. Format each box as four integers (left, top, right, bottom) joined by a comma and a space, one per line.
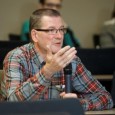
3, 45, 76, 101
72, 57, 113, 111
3, 54, 51, 101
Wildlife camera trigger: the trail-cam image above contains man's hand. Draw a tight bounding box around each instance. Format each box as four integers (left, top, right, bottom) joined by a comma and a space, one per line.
60, 92, 78, 99
43, 45, 77, 79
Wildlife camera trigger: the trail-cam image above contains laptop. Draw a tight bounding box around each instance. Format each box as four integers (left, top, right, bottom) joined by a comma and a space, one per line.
0, 98, 84, 115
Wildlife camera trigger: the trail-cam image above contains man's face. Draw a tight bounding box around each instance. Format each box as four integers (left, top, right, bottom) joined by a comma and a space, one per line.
42, 0, 62, 11
35, 16, 65, 54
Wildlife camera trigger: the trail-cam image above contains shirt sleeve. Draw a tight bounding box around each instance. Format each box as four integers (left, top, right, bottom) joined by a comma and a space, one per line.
3, 52, 51, 101
72, 57, 113, 111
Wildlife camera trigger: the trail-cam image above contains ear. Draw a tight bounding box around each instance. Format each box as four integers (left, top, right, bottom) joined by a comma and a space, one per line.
31, 29, 38, 42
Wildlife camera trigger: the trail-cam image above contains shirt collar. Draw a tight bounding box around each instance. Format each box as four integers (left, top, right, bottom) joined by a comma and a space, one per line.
30, 42, 45, 65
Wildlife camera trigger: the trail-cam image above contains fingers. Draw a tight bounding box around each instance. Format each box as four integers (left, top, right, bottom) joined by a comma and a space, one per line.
63, 93, 77, 99
60, 92, 66, 97
45, 45, 77, 74
56, 46, 71, 56
57, 46, 76, 58
63, 47, 77, 61
60, 92, 78, 99
46, 44, 52, 56
56, 46, 77, 67
46, 44, 53, 63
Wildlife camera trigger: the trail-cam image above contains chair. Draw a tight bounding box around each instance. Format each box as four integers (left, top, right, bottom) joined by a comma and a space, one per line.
0, 70, 3, 101
9, 34, 21, 41
0, 98, 84, 115
0, 41, 29, 69
0, 41, 28, 49
77, 48, 115, 75
93, 34, 101, 48
0, 48, 12, 69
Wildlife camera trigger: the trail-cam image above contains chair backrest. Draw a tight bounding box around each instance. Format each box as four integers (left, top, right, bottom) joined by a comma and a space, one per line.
77, 48, 115, 75
0, 41, 28, 69
0, 70, 3, 101
0, 41, 28, 49
9, 34, 21, 41
0, 48, 11, 69
0, 98, 84, 115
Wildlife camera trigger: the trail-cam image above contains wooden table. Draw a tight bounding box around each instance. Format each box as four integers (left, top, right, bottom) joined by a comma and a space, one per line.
94, 75, 113, 80
85, 108, 115, 115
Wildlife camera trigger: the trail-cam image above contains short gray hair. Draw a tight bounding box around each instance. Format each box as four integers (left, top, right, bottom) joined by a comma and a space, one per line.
29, 9, 61, 32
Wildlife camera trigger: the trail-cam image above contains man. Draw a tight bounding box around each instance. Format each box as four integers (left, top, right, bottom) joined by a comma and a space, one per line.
21, 0, 80, 47
1, 9, 113, 111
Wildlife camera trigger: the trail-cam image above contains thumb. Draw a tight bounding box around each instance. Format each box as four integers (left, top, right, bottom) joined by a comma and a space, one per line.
46, 45, 53, 63
60, 92, 65, 97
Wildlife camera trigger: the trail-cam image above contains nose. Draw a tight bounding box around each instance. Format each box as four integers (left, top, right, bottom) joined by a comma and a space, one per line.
55, 30, 63, 39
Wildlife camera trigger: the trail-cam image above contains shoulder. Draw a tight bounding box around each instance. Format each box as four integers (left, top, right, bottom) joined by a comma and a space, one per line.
71, 57, 82, 68
71, 56, 81, 64
4, 43, 34, 62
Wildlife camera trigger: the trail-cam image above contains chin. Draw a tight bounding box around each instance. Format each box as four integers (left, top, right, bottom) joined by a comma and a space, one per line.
52, 50, 59, 54
52, 48, 61, 54
52, 45, 62, 53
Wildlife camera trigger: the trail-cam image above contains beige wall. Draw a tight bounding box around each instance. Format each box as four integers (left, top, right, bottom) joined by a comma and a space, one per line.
0, 0, 114, 48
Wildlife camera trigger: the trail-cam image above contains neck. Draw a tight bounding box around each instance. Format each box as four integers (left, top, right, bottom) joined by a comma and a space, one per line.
34, 43, 47, 61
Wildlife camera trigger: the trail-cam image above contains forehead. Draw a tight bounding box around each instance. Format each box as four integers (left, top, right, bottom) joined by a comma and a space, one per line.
45, 0, 62, 4
41, 16, 64, 28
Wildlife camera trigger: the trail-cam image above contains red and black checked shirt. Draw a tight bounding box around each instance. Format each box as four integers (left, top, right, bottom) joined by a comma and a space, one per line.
1, 43, 113, 111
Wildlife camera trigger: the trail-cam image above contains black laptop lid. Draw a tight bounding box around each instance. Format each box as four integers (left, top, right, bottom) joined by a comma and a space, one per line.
0, 98, 84, 115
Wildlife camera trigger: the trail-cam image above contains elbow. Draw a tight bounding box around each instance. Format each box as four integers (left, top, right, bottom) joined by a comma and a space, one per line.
104, 95, 114, 109
97, 93, 114, 110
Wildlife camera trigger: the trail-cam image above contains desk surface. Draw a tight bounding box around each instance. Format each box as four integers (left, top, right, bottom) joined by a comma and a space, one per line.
85, 108, 115, 115
94, 75, 113, 80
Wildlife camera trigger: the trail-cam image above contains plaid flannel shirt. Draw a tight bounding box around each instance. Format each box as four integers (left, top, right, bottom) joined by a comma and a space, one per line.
1, 43, 113, 111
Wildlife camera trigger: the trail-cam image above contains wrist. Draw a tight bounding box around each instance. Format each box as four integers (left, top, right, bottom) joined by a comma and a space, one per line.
41, 65, 53, 80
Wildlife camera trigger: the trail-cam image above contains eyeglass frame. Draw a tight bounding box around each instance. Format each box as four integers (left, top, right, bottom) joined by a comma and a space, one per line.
35, 28, 67, 35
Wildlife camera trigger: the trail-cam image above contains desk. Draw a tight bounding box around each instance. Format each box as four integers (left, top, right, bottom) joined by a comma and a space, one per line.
85, 108, 115, 115
94, 75, 113, 80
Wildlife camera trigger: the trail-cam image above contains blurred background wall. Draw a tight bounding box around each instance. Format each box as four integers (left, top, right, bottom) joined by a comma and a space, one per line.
0, 0, 114, 48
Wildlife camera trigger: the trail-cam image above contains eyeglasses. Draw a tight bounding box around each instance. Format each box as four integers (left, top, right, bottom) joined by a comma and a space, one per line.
35, 28, 67, 35
44, 3, 62, 9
